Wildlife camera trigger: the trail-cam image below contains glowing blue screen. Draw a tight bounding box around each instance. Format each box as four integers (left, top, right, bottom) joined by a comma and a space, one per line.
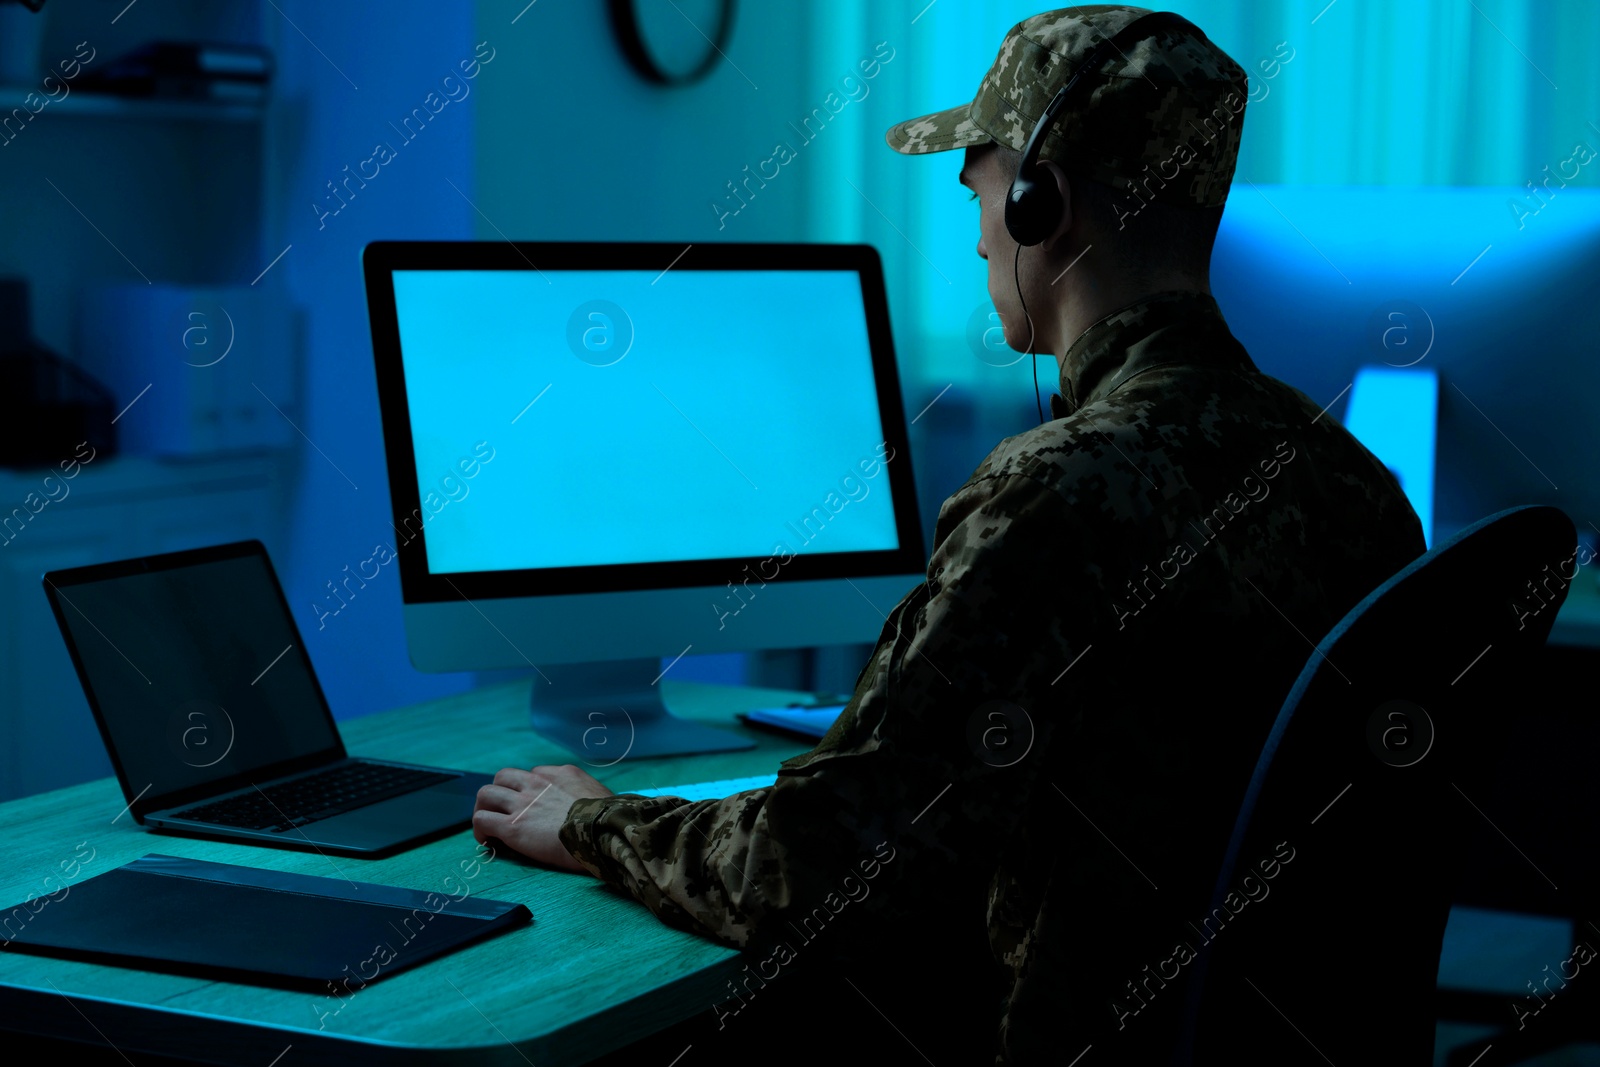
392, 269, 900, 574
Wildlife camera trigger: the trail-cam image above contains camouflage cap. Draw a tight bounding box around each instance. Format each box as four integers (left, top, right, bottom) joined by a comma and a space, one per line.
885, 5, 1248, 207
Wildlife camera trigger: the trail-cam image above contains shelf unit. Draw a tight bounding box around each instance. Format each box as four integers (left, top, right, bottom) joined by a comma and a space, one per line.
0, 0, 299, 800
0, 84, 264, 122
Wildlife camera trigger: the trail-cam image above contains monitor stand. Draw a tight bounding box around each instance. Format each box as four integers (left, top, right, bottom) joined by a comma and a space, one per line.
528, 660, 757, 762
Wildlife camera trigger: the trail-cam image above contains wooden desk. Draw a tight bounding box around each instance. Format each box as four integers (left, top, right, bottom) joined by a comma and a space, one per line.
0, 680, 813, 1065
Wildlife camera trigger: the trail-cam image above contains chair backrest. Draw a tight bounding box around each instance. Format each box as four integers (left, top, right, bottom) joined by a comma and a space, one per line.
1175, 505, 1577, 1065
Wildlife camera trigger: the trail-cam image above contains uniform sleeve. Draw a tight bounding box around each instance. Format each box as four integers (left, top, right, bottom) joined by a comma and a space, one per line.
558, 471, 1101, 951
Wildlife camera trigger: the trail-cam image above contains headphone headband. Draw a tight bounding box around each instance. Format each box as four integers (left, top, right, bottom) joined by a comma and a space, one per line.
1005, 10, 1203, 246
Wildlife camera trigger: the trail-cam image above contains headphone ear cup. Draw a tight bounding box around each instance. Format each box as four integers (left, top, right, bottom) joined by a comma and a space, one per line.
1005, 166, 1062, 247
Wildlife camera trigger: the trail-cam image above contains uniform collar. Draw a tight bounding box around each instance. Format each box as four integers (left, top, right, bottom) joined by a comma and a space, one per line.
1053, 290, 1251, 417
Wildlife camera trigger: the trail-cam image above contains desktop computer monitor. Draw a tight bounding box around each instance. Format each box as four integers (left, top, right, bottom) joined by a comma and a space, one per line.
364, 241, 927, 758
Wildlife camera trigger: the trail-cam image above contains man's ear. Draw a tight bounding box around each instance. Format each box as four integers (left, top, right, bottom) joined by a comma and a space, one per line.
1036, 159, 1074, 252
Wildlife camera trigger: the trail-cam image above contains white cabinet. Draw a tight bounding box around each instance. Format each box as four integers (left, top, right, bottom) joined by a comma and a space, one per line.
0, 4, 304, 801
0, 454, 289, 800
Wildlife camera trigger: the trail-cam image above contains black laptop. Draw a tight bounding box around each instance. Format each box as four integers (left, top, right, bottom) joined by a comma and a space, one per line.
43, 540, 491, 856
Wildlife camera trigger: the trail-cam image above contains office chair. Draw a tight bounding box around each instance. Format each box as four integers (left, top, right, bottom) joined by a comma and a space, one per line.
1172, 504, 1576, 1065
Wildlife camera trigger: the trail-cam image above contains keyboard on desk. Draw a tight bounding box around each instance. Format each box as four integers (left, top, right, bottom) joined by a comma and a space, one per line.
172, 762, 456, 833
631, 774, 780, 802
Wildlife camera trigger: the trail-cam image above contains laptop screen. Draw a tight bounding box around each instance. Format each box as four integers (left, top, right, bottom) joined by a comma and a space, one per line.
47, 549, 340, 805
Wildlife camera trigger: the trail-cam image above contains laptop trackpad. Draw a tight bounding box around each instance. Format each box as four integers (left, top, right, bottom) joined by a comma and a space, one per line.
300, 779, 481, 848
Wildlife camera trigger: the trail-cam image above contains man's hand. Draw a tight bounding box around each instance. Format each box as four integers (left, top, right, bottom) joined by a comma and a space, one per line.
472, 764, 613, 874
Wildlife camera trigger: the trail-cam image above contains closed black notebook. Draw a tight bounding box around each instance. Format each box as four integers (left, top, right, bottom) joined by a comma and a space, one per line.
1, 854, 531, 990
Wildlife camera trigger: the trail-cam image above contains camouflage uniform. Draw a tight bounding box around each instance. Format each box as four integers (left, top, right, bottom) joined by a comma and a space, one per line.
562, 8, 1425, 1063
563, 291, 1425, 1061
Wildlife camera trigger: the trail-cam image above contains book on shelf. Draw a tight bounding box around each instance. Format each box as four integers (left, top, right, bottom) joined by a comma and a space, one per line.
75, 41, 274, 103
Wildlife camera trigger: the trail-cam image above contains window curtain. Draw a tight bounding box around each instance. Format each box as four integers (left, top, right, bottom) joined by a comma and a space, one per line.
789, 0, 1595, 536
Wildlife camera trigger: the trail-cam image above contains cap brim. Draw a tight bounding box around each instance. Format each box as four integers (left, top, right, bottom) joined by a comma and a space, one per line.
885, 102, 995, 154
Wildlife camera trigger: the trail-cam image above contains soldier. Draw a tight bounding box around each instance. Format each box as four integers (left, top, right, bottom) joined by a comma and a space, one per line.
473, 7, 1423, 1063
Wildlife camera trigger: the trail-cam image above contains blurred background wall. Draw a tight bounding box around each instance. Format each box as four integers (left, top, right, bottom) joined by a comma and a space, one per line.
1, 0, 1596, 795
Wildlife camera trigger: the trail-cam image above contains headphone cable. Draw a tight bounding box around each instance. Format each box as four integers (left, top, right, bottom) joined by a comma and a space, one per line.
1015, 243, 1045, 424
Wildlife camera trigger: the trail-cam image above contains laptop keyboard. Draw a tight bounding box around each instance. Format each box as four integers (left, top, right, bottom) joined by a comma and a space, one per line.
172, 762, 456, 833
631, 774, 780, 802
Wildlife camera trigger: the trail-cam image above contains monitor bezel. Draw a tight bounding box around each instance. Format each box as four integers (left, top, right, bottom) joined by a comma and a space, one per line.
364, 240, 927, 606
40, 539, 348, 822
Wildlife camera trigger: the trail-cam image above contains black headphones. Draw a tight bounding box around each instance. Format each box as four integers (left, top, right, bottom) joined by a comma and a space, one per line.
1005, 10, 1203, 246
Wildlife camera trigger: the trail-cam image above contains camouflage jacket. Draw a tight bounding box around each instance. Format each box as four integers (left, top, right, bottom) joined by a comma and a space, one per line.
561, 290, 1425, 1063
